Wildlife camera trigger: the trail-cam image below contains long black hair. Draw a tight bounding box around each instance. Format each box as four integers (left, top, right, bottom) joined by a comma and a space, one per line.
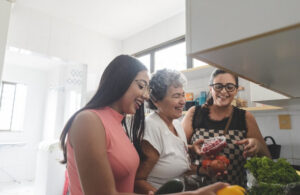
205, 68, 239, 106
60, 55, 147, 163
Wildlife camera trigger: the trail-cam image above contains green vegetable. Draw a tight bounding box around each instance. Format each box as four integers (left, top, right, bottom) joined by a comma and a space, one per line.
245, 157, 300, 184
247, 183, 284, 195
245, 157, 300, 195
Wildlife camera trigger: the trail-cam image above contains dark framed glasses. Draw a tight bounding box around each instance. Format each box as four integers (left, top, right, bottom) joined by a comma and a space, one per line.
210, 83, 238, 92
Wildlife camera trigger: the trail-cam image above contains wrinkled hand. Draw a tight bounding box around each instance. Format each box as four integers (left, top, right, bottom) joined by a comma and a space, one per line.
235, 138, 260, 158
190, 138, 204, 155
206, 166, 228, 178
193, 182, 229, 195
147, 190, 154, 195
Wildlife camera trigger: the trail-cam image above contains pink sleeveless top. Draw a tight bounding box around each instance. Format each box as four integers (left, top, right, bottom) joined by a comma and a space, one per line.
66, 106, 140, 194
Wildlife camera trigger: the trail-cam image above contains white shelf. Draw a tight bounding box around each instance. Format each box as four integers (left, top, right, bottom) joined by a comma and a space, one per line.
181, 65, 214, 80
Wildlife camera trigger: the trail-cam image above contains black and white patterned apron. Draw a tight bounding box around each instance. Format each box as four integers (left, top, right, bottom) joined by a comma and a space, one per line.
190, 106, 248, 187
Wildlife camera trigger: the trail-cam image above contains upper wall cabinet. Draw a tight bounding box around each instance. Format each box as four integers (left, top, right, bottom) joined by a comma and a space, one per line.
186, 0, 300, 102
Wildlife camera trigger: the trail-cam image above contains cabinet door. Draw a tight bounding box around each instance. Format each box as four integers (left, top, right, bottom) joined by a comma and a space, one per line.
250, 82, 288, 102
0, 1, 11, 83
186, 0, 300, 54
186, 0, 300, 98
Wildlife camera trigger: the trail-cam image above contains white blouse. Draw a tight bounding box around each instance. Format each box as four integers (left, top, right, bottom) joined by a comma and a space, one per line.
143, 112, 191, 189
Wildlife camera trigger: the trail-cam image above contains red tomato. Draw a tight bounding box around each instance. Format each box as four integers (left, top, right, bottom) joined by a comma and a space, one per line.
216, 155, 230, 165
202, 159, 212, 168
210, 159, 227, 173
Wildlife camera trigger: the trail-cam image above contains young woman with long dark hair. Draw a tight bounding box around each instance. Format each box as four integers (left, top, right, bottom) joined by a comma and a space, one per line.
60, 55, 149, 194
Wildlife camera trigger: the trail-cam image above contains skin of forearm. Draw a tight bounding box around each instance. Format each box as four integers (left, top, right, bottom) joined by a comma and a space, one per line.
134, 180, 156, 194
257, 141, 272, 158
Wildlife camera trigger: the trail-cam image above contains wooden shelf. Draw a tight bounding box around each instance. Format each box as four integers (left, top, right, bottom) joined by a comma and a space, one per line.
242, 105, 283, 111
181, 105, 283, 115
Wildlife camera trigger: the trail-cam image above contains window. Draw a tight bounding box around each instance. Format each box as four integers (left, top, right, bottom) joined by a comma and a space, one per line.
134, 36, 208, 73
155, 42, 187, 71
0, 81, 27, 131
193, 58, 208, 67
137, 54, 151, 72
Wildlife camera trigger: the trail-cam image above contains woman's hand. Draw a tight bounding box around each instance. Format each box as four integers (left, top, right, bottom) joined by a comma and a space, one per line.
189, 138, 204, 155
148, 190, 154, 195
235, 138, 260, 158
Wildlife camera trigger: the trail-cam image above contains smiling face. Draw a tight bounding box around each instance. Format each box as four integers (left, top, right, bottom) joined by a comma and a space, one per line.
115, 70, 150, 114
210, 73, 238, 107
154, 85, 186, 120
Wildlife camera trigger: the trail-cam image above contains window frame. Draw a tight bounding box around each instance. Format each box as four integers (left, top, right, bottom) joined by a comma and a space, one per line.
134, 36, 194, 73
0, 81, 26, 132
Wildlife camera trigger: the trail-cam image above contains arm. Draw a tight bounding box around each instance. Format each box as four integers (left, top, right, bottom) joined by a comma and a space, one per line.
182, 106, 203, 155
135, 140, 159, 194
236, 111, 271, 158
182, 106, 196, 143
69, 110, 135, 195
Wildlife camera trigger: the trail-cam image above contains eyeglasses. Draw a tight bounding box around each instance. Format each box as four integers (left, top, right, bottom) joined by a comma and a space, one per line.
210, 83, 238, 92
135, 79, 151, 95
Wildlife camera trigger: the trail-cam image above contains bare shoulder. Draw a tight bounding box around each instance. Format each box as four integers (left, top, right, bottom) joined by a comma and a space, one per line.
182, 106, 197, 140
74, 110, 101, 124
187, 105, 196, 114
245, 110, 256, 122
182, 105, 196, 123
69, 110, 105, 147
184, 105, 196, 118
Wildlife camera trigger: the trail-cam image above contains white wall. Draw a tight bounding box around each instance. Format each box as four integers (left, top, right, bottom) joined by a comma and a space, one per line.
7, 4, 122, 93
253, 110, 300, 165
0, 65, 48, 182
0, 1, 11, 83
122, 12, 185, 54
0, 3, 123, 184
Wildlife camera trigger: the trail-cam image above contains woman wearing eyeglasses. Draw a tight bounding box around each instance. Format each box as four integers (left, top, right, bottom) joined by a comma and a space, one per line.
182, 69, 271, 187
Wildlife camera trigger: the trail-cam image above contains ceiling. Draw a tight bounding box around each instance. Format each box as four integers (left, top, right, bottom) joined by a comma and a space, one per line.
15, 0, 185, 40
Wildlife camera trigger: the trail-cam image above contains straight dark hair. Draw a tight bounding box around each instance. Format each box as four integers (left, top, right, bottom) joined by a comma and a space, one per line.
60, 55, 147, 163
205, 68, 239, 106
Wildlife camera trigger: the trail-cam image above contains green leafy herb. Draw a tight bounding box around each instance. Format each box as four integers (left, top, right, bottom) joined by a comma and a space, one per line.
245, 157, 300, 185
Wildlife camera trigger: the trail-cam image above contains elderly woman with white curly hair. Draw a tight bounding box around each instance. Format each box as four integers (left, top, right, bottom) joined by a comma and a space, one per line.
134, 69, 203, 194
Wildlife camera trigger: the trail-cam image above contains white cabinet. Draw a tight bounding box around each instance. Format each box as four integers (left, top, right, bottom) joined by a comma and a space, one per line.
250, 82, 288, 102
0, 1, 11, 83
186, 0, 300, 100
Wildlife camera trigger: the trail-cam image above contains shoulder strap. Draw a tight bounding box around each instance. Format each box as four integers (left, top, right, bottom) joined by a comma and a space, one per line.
223, 108, 233, 135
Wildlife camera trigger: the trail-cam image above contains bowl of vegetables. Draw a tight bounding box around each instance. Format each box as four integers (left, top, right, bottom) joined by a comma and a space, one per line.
245, 157, 300, 195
